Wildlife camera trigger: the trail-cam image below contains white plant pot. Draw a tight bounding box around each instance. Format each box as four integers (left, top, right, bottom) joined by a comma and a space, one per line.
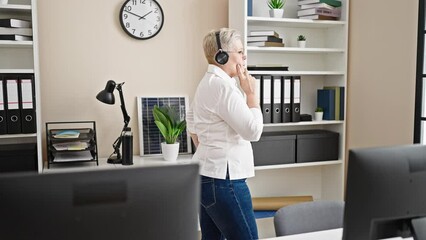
298, 40, 306, 48
0, 0, 8, 4
269, 9, 284, 18
161, 142, 180, 161
314, 112, 323, 121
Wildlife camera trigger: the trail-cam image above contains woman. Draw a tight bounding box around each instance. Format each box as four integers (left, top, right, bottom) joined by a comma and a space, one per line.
186, 28, 263, 240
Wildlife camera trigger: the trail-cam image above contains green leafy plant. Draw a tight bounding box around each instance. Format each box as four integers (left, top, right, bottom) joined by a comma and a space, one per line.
297, 35, 306, 41
315, 107, 323, 112
152, 105, 186, 144
268, 0, 285, 9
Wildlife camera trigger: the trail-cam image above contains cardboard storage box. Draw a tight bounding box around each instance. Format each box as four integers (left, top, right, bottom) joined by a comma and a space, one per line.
296, 130, 339, 163
251, 131, 296, 166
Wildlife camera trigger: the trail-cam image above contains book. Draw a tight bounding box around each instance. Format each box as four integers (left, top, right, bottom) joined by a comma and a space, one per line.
317, 89, 335, 120
299, 15, 338, 20
300, 2, 336, 9
297, 0, 342, 8
0, 18, 32, 28
249, 30, 279, 37
0, 34, 32, 41
247, 41, 285, 47
298, 7, 341, 17
247, 65, 289, 71
247, 36, 283, 43
0, 27, 32, 36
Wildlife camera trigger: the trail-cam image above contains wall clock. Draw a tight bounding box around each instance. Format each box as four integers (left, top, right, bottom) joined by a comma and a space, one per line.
119, 0, 164, 40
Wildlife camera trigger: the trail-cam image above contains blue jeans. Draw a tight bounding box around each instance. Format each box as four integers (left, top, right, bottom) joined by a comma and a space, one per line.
200, 174, 258, 240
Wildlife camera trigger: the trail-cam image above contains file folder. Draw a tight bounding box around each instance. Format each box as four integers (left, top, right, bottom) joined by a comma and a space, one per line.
282, 76, 292, 123
5, 77, 22, 134
20, 75, 36, 133
254, 75, 261, 111
261, 75, 272, 123
272, 76, 282, 123
340, 86, 345, 120
324, 86, 341, 120
0, 77, 6, 134
291, 76, 301, 122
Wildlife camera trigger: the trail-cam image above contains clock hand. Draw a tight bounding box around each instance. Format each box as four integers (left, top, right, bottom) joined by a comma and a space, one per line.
139, 10, 153, 20
124, 10, 145, 20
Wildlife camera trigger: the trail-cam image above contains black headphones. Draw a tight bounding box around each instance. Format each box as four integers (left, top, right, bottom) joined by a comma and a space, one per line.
214, 31, 229, 65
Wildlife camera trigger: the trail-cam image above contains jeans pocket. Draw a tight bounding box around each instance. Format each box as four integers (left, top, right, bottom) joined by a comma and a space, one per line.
201, 179, 216, 209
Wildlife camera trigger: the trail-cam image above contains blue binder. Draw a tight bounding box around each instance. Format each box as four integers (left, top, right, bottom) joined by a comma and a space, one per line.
317, 89, 335, 120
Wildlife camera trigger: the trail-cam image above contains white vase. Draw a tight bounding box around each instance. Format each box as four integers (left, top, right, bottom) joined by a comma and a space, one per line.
161, 142, 180, 161
298, 40, 306, 48
269, 9, 284, 18
0, 0, 8, 4
314, 112, 323, 121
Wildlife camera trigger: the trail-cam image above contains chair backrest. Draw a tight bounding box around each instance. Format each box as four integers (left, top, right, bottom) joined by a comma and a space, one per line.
274, 200, 344, 236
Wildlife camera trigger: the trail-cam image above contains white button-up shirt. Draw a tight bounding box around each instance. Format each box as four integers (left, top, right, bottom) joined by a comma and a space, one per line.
186, 65, 263, 180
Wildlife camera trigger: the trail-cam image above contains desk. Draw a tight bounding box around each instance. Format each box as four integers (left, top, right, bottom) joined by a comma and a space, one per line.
262, 228, 413, 240
43, 154, 195, 172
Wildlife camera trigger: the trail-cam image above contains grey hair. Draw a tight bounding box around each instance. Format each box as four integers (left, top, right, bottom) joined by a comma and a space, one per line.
203, 28, 242, 64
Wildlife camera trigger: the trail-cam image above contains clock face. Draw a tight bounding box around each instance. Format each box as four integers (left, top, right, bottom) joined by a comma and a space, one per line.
119, 0, 164, 40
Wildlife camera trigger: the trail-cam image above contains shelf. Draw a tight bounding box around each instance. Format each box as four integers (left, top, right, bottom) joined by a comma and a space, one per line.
0, 69, 34, 73
247, 16, 346, 28
254, 160, 343, 170
0, 41, 33, 48
248, 70, 345, 76
0, 133, 36, 139
247, 46, 345, 53
0, 4, 31, 13
264, 120, 343, 128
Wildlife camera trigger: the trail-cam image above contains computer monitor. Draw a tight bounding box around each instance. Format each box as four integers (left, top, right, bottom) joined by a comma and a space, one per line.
0, 163, 200, 240
343, 144, 426, 240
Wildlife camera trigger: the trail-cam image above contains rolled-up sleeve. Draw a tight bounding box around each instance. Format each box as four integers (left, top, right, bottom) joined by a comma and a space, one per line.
217, 85, 263, 141
186, 102, 195, 134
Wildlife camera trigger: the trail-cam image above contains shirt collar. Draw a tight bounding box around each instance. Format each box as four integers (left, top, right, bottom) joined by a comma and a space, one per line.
207, 64, 232, 81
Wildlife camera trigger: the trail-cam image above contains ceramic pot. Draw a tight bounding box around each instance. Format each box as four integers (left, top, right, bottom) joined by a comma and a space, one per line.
161, 142, 180, 161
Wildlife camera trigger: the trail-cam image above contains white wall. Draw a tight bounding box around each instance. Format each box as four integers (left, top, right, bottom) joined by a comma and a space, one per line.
37, 0, 228, 157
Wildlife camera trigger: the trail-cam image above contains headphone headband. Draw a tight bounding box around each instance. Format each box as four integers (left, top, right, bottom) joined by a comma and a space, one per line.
215, 32, 222, 51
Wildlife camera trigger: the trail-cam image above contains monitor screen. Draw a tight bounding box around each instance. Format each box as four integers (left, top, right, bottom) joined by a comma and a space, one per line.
0, 163, 200, 240
343, 144, 426, 240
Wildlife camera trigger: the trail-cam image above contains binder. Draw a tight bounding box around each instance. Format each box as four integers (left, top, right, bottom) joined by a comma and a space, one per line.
254, 75, 261, 110
340, 87, 345, 120
4, 77, 22, 134
317, 89, 335, 120
261, 75, 272, 123
271, 76, 282, 123
0, 77, 6, 134
324, 86, 341, 120
282, 76, 292, 123
20, 75, 36, 133
291, 76, 301, 122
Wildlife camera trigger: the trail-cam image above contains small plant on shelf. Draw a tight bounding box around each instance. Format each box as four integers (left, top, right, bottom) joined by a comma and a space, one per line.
268, 0, 285, 9
297, 35, 307, 48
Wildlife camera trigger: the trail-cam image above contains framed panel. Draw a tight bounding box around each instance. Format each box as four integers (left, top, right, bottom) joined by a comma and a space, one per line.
137, 96, 191, 156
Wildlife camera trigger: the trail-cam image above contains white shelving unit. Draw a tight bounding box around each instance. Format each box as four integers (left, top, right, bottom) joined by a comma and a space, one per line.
0, 0, 42, 172
229, 0, 348, 201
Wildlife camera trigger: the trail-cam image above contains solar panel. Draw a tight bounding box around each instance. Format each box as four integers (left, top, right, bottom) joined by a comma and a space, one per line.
137, 96, 191, 156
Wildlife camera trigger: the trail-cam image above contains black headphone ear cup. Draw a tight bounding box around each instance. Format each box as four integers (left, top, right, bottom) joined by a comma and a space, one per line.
215, 50, 229, 65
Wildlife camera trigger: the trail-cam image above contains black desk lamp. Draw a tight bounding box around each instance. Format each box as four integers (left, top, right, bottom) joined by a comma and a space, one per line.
96, 80, 130, 164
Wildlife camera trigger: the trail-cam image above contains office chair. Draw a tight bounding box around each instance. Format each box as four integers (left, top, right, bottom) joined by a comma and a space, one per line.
273, 200, 344, 236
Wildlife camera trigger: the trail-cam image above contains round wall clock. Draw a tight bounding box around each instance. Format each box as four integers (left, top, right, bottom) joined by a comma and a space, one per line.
119, 0, 164, 40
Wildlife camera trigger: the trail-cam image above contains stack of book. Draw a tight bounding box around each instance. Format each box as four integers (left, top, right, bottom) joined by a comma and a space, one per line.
0, 18, 32, 41
247, 30, 284, 47
297, 0, 342, 20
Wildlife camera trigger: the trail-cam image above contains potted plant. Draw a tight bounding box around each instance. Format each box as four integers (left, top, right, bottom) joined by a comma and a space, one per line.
297, 35, 306, 48
268, 0, 285, 18
152, 105, 186, 161
314, 107, 323, 121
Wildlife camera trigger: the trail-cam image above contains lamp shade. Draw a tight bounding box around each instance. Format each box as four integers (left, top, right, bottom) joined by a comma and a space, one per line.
96, 80, 116, 104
